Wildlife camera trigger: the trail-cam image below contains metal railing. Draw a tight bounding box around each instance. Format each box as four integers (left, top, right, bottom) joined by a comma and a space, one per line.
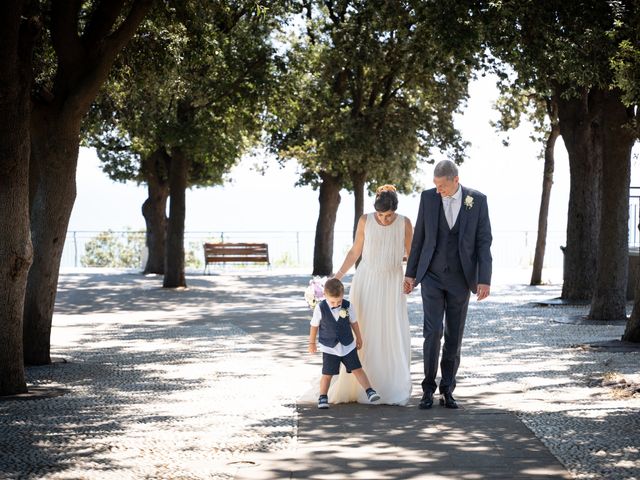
61, 229, 568, 270
58, 188, 640, 271
630, 186, 640, 249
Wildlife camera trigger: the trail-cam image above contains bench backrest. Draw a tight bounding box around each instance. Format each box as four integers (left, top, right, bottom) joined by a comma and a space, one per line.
203, 242, 269, 264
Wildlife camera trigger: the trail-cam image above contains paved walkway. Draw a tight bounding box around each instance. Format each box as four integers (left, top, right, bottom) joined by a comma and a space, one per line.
0, 268, 638, 479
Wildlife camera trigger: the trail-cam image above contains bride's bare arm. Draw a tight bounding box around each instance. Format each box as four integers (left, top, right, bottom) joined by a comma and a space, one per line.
334, 215, 366, 279
404, 216, 413, 259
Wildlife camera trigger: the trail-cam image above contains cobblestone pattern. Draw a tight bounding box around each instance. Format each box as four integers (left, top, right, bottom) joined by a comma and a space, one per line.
1, 271, 639, 480
407, 283, 640, 480
0, 304, 298, 479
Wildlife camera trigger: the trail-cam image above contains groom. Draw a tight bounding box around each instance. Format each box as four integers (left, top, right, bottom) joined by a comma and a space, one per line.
404, 160, 492, 409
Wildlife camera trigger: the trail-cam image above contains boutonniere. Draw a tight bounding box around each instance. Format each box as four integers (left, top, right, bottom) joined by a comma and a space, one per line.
339, 309, 348, 318
464, 195, 474, 210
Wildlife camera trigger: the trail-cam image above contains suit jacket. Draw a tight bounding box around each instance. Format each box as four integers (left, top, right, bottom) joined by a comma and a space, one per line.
405, 186, 492, 293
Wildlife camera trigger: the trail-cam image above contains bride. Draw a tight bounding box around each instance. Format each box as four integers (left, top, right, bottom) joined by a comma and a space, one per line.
331, 185, 413, 405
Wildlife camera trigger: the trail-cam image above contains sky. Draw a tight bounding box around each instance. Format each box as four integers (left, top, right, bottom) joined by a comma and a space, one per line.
67, 74, 640, 269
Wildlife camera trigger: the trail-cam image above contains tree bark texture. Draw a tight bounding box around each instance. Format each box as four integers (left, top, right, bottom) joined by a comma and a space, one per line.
313, 173, 342, 276
24, 115, 81, 365
351, 171, 366, 241
530, 110, 559, 286
22, 0, 152, 365
623, 287, 640, 342
557, 90, 602, 301
0, 1, 34, 394
163, 149, 189, 288
142, 148, 169, 275
588, 89, 634, 320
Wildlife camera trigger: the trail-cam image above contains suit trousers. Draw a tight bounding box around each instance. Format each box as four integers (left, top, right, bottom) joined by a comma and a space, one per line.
420, 271, 470, 395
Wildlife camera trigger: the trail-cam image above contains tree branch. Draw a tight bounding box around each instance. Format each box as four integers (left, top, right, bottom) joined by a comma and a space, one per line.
50, 0, 83, 69
106, 0, 154, 55
64, 0, 152, 115
83, 0, 127, 48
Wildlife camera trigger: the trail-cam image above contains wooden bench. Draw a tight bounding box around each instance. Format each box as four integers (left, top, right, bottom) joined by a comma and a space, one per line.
203, 242, 270, 274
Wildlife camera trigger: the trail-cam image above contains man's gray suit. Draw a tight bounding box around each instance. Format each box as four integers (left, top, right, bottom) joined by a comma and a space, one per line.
406, 186, 492, 395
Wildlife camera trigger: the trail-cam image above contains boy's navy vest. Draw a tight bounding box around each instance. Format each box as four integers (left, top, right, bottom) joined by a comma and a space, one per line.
318, 299, 354, 348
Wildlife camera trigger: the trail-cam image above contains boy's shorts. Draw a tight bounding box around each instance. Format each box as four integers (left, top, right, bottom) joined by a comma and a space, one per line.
322, 348, 362, 375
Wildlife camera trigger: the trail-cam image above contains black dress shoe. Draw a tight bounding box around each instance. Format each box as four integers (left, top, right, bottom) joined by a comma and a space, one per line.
439, 392, 459, 409
419, 392, 434, 409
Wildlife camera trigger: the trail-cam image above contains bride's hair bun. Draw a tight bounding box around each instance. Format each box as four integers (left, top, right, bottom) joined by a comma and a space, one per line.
374, 185, 398, 212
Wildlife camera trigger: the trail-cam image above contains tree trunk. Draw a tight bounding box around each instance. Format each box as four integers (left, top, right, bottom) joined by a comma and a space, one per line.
0, 1, 34, 394
530, 110, 559, 285
623, 287, 640, 342
163, 149, 189, 288
312, 173, 342, 276
588, 89, 634, 320
21, 1, 151, 365
351, 171, 366, 240
24, 114, 80, 365
141, 148, 169, 275
557, 90, 602, 301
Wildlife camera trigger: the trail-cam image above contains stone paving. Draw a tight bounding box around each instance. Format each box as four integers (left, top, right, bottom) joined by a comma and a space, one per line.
0, 268, 638, 479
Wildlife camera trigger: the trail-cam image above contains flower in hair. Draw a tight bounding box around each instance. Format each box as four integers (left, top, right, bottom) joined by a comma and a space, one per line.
376, 184, 397, 195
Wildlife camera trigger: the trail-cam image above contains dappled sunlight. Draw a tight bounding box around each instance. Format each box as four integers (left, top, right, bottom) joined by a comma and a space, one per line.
3, 269, 638, 479
235, 402, 569, 479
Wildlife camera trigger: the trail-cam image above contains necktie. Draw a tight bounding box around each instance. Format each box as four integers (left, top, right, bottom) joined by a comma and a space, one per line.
445, 197, 454, 229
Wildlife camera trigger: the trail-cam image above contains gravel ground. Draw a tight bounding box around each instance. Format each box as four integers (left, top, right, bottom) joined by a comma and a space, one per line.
0, 268, 638, 480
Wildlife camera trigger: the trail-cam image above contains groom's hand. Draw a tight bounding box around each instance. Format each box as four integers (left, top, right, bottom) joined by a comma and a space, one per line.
477, 284, 490, 301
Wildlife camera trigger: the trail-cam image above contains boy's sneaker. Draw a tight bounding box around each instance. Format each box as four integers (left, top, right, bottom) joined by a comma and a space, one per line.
366, 388, 380, 403
318, 395, 329, 409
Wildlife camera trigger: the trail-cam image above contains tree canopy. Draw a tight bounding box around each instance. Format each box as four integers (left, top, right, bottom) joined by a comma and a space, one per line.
271, 1, 481, 189
85, 1, 280, 189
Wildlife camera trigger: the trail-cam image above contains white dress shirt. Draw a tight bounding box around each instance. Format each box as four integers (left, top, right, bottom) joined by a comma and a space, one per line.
443, 185, 462, 228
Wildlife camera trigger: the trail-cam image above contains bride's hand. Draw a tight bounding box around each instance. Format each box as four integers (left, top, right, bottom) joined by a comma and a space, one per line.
403, 277, 415, 294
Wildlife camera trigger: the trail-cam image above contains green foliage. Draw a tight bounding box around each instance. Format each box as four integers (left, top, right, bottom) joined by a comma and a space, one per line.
81, 230, 145, 268
267, 0, 481, 194
479, 1, 640, 153
611, 19, 640, 106
83, 1, 287, 187
185, 242, 203, 268
274, 251, 295, 267
481, 1, 640, 103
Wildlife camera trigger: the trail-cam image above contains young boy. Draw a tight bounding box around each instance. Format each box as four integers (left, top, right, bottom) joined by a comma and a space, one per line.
308, 277, 380, 409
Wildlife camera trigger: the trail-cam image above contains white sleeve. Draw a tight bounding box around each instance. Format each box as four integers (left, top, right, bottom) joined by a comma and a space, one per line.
348, 304, 357, 324
310, 304, 322, 327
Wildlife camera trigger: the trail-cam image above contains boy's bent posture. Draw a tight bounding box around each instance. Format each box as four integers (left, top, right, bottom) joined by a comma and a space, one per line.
308, 278, 380, 409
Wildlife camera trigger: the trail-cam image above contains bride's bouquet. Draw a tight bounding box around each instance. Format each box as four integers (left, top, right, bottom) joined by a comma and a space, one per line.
304, 276, 327, 309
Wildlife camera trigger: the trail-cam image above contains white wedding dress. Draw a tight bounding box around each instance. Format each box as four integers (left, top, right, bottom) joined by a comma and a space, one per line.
329, 213, 412, 405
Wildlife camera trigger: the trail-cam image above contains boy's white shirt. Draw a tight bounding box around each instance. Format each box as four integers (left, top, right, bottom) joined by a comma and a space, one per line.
311, 302, 357, 357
